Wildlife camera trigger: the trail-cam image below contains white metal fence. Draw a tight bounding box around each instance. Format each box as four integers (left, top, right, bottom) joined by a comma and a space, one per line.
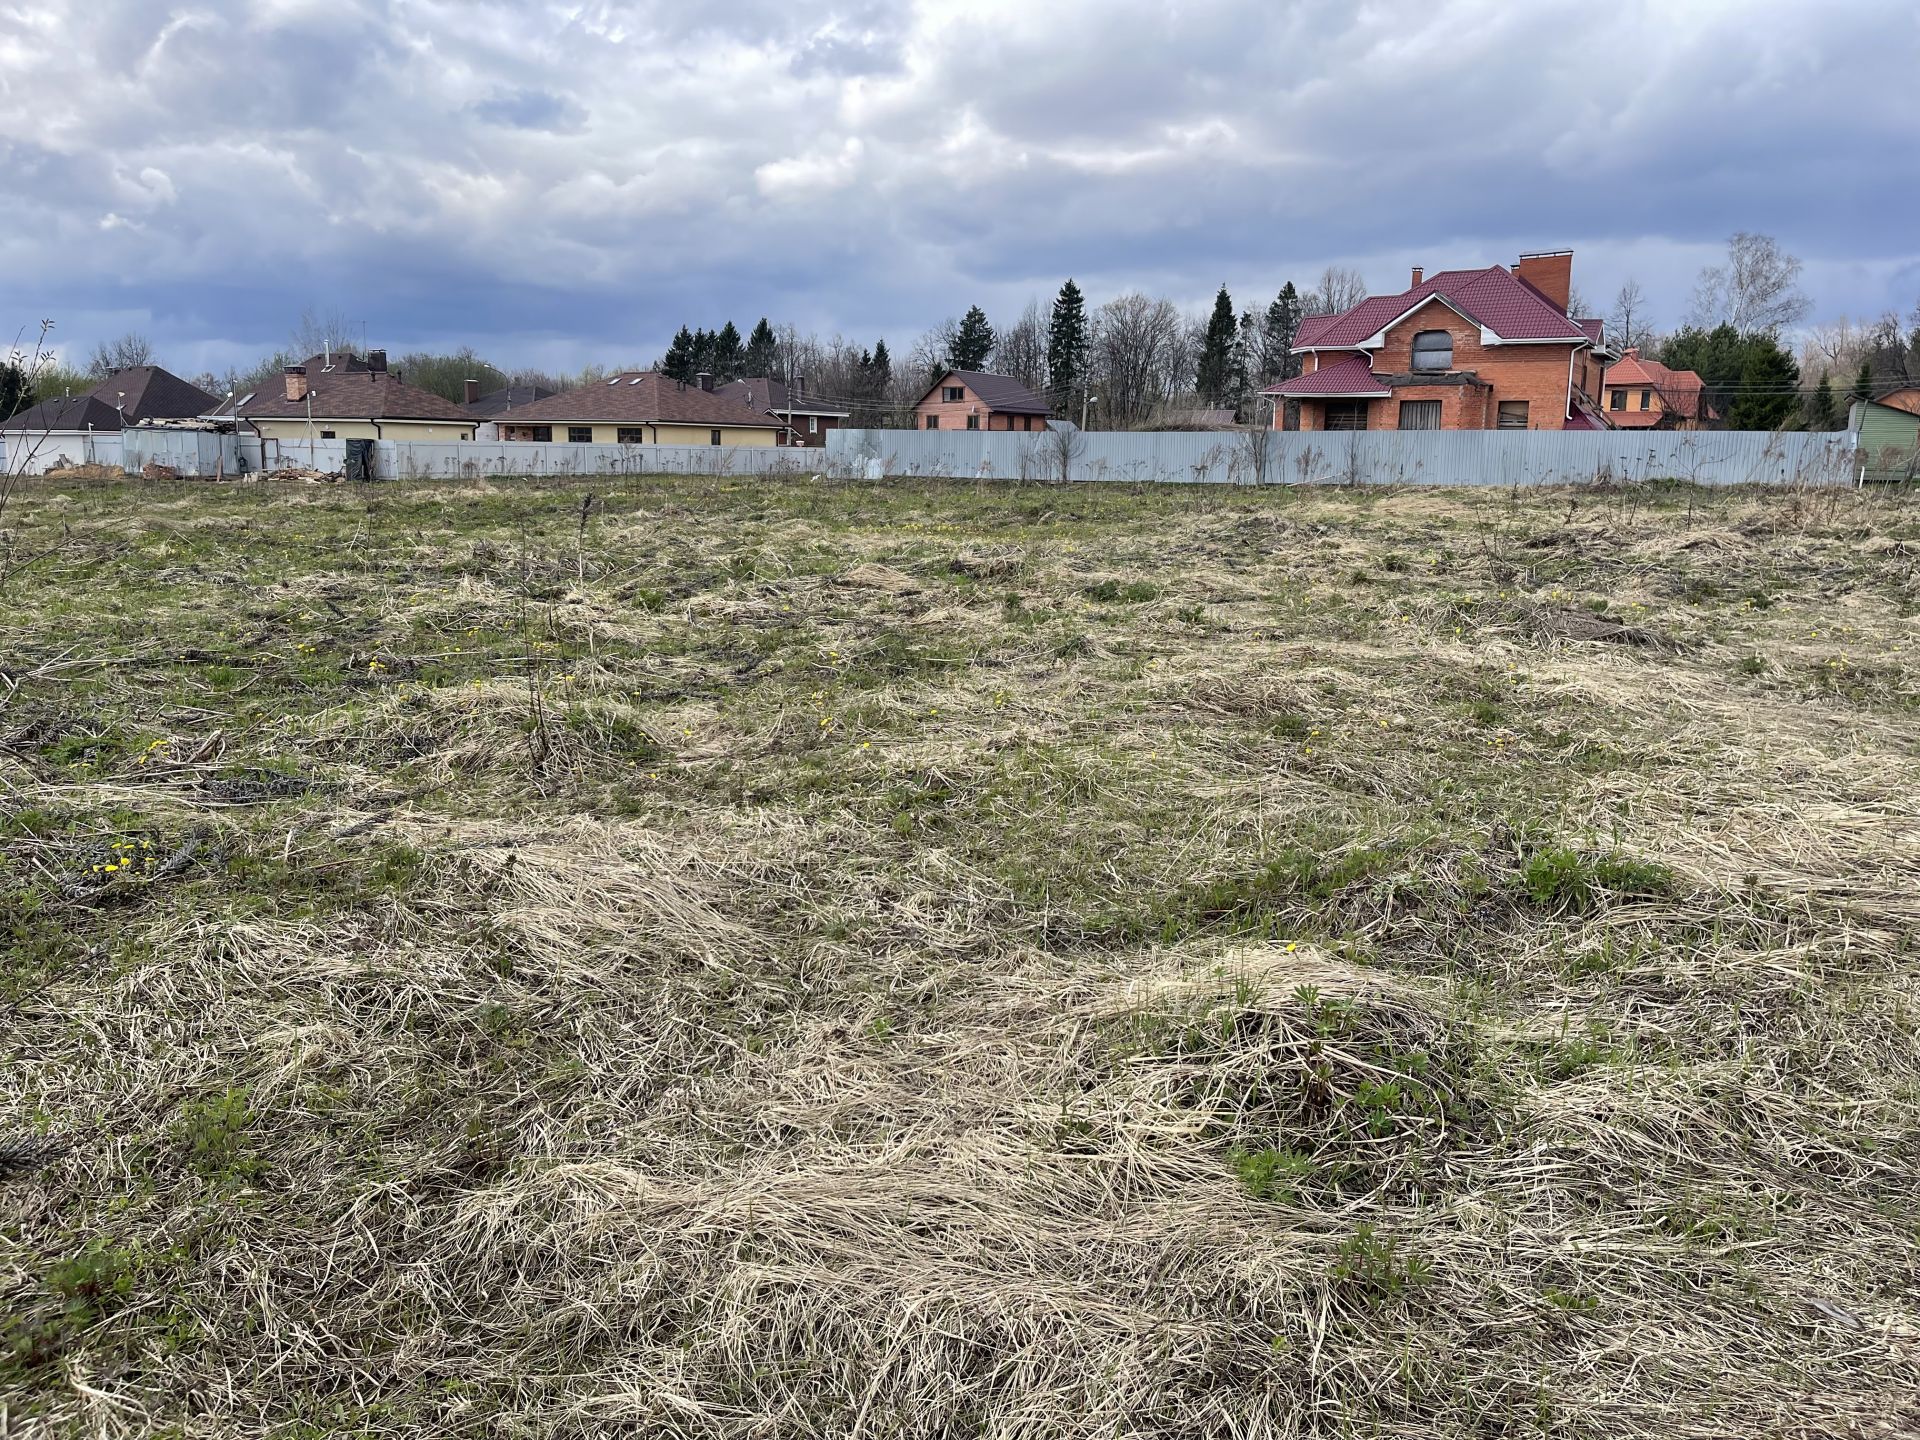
6, 425, 1872, 488
2, 430, 125, 475
824, 427, 1863, 487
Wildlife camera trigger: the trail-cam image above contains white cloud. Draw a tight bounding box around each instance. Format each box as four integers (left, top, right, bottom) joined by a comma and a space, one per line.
0, 0, 1913, 367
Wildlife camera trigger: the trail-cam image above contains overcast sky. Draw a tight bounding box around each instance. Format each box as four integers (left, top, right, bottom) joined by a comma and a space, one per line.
2, 0, 1915, 377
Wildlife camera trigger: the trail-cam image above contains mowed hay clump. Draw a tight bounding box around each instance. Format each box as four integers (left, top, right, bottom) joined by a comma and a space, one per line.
1, 471, 1918, 1438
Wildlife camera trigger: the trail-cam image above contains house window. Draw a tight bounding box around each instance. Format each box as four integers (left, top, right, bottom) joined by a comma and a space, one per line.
1397, 400, 1442, 430
1640, 389, 1654, 410
1324, 401, 1370, 431
924, 415, 939, 430
568, 426, 592, 444
1497, 401, 1530, 429
617, 427, 644, 445
528, 426, 552, 442
1410, 330, 1453, 372
1608, 388, 1627, 410
943, 386, 965, 403
966, 415, 980, 430
319, 429, 336, 439
709, 429, 722, 446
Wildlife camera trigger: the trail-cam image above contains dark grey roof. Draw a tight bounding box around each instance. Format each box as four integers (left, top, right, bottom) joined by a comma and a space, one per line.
2, 365, 216, 432
915, 370, 1053, 416
466, 383, 559, 418
714, 376, 850, 418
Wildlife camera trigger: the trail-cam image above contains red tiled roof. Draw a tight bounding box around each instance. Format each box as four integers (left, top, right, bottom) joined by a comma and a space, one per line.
1606, 349, 1715, 420
1264, 354, 1391, 398
1295, 266, 1592, 349
1575, 318, 1605, 348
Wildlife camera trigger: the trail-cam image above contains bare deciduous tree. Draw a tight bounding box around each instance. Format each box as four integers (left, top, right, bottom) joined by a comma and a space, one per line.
1306, 265, 1369, 316
1607, 280, 1654, 353
1090, 293, 1183, 428
85, 331, 154, 377
996, 299, 1048, 393
1687, 232, 1810, 336
1043, 423, 1085, 484
290, 306, 359, 359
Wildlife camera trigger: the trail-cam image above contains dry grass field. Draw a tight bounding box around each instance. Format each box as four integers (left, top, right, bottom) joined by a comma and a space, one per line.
2, 473, 1918, 1438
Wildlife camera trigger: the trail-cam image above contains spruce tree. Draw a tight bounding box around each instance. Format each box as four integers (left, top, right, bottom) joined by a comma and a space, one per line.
711, 321, 745, 381
743, 318, 777, 378
1806, 374, 1838, 430
949, 306, 995, 372
1850, 359, 1874, 406
661, 326, 696, 382
1196, 285, 1237, 407
689, 328, 715, 379
1047, 279, 1088, 404
0, 360, 30, 421
1266, 283, 1303, 382
1725, 335, 1800, 431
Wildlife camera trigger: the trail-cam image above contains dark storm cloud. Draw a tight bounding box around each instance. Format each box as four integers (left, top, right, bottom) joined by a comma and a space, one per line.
2, 0, 1916, 373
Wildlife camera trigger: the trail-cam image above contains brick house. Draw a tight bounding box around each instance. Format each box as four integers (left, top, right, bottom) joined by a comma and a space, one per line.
714, 375, 850, 447
1265, 251, 1613, 432
1601, 349, 1715, 429
912, 371, 1052, 432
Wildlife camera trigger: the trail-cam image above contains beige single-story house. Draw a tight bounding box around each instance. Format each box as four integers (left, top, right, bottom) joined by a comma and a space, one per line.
492, 371, 786, 446
217, 351, 476, 442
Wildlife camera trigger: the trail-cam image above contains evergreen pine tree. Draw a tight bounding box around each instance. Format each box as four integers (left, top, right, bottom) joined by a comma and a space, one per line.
1266, 283, 1303, 382
1850, 359, 1874, 406
1047, 279, 1089, 406
1196, 285, 1237, 407
743, 318, 778, 378
949, 306, 995, 372
0, 360, 30, 420
711, 321, 745, 381
661, 326, 696, 382
689, 328, 715, 379
1233, 310, 1258, 419
1725, 336, 1800, 431
1806, 374, 1838, 431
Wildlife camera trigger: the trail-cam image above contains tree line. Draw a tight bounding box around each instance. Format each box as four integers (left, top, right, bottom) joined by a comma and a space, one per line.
10, 236, 1915, 434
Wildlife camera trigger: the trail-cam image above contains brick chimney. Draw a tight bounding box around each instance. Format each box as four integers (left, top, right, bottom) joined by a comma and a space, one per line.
793, 372, 806, 397
696, 371, 713, 392
464, 378, 480, 405
367, 349, 388, 374
1410, 265, 1423, 287
1515, 250, 1573, 314
283, 365, 308, 403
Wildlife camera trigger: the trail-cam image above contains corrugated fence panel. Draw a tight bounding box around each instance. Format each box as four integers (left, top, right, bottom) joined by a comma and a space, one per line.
374, 442, 828, 480
824, 428, 1862, 487
3, 431, 124, 475
13, 428, 1866, 487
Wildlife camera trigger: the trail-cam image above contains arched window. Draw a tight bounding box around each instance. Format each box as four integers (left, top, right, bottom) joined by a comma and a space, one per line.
1411, 330, 1453, 372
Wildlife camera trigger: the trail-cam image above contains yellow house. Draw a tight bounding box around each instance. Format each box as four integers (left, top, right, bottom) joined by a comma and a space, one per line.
494, 371, 786, 447
225, 352, 477, 442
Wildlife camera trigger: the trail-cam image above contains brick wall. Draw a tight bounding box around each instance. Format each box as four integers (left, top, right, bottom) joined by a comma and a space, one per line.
1370, 299, 1580, 430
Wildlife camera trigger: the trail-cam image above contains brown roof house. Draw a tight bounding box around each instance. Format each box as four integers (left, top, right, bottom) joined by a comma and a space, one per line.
462, 380, 560, 440
215, 351, 477, 443
913, 371, 1053, 431
493, 371, 787, 447
714, 375, 850, 447
3, 365, 218, 473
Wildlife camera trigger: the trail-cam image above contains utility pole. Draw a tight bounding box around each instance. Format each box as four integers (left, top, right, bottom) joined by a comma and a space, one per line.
1082, 393, 1098, 431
